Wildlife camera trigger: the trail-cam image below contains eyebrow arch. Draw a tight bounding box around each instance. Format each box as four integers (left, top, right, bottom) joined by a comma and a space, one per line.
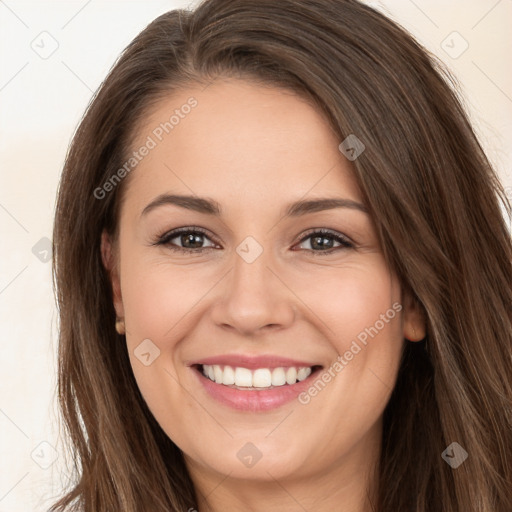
285, 197, 368, 216
141, 194, 221, 217
140, 193, 369, 219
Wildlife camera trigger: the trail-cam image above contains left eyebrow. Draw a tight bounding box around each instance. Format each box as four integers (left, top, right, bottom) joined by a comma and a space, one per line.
140, 194, 369, 219
284, 197, 368, 217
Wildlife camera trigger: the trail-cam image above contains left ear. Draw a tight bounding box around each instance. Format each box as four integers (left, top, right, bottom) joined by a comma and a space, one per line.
402, 289, 427, 341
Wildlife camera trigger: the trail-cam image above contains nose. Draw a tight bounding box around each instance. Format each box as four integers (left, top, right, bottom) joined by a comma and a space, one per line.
210, 244, 296, 337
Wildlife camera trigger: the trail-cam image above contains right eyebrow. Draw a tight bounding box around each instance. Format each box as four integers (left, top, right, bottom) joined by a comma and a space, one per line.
141, 194, 221, 218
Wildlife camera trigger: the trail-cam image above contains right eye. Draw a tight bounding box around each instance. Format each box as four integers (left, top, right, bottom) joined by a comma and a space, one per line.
153, 226, 219, 254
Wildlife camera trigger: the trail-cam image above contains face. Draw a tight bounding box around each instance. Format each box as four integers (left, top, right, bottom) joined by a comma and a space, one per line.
101, 78, 424, 490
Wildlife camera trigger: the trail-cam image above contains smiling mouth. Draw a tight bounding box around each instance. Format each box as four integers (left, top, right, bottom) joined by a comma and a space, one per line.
194, 364, 323, 390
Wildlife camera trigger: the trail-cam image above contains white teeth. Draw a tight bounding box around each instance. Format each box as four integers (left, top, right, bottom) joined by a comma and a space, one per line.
213, 365, 223, 384
285, 367, 297, 385
253, 368, 272, 388
234, 367, 253, 387
271, 367, 286, 386
297, 367, 312, 381
201, 364, 314, 388
222, 365, 235, 385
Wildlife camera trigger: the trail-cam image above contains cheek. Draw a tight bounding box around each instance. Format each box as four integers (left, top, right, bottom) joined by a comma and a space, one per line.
118, 256, 203, 445
120, 255, 213, 342
300, 261, 404, 402
270, 263, 404, 474
299, 259, 400, 348
287, 265, 403, 459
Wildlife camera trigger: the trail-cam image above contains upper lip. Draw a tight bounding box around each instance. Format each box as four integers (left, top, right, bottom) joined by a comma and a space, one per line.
188, 354, 323, 370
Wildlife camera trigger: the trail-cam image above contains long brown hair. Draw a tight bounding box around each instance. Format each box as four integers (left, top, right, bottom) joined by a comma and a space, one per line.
50, 0, 512, 510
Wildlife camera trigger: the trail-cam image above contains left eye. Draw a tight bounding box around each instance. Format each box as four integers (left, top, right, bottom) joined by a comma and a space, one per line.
295, 229, 354, 253
153, 227, 353, 255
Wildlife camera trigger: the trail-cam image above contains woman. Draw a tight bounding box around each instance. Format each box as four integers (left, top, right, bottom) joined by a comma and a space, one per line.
50, 0, 512, 510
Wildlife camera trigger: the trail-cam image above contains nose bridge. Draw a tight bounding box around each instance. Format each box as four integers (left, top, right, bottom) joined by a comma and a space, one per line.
211, 232, 295, 334
232, 234, 271, 293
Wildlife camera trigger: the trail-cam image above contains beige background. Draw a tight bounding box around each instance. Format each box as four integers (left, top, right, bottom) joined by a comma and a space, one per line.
0, 1, 511, 510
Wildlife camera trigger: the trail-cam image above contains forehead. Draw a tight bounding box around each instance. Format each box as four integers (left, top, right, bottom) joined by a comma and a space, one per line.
123, 78, 362, 215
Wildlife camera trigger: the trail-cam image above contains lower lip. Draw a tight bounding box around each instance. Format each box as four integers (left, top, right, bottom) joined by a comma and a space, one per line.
192, 365, 322, 412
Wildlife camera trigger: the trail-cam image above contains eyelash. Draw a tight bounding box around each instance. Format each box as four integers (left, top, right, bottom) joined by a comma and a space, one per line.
152, 226, 354, 255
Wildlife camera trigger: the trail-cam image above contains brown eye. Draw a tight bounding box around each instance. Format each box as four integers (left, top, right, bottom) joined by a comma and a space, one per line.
154, 227, 217, 253
295, 229, 354, 254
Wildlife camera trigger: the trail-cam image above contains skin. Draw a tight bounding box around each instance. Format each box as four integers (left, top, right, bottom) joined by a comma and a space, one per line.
101, 78, 426, 512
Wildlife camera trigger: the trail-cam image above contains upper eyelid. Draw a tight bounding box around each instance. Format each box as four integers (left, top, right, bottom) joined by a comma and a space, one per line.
154, 226, 216, 247
161, 226, 218, 243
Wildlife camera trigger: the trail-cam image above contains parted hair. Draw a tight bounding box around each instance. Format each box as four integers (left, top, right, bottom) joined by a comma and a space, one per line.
50, 0, 512, 510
